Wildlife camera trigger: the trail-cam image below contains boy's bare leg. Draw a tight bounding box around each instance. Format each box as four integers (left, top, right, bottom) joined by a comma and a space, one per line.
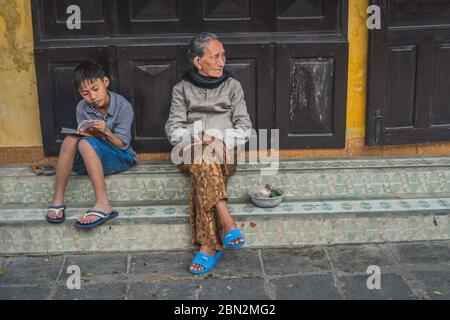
47, 135, 79, 219
76, 139, 112, 224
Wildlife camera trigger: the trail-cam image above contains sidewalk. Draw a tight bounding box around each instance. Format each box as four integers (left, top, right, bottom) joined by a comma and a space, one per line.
1, 240, 449, 300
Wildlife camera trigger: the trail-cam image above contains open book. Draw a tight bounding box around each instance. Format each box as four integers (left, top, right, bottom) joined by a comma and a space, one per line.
61, 122, 105, 137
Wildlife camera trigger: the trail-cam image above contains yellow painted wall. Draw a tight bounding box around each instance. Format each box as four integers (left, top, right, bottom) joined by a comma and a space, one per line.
0, 0, 449, 162
0, 0, 42, 147
346, 0, 368, 140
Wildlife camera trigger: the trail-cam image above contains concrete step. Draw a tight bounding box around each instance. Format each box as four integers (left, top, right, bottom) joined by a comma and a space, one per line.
1, 156, 450, 255
1, 196, 449, 254
2, 156, 450, 205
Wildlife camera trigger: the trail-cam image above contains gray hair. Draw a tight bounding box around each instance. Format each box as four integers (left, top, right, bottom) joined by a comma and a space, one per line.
187, 32, 220, 66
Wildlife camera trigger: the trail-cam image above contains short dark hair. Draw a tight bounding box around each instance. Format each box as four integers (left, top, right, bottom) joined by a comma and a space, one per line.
73, 60, 106, 89
187, 32, 220, 66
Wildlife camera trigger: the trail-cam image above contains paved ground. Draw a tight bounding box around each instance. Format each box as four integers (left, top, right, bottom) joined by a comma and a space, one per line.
0, 240, 449, 300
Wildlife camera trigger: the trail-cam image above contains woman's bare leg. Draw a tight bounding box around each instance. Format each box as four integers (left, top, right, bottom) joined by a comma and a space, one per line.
216, 199, 244, 246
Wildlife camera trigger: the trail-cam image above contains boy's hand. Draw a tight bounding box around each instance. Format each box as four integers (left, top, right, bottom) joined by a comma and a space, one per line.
90, 120, 110, 134
77, 120, 94, 131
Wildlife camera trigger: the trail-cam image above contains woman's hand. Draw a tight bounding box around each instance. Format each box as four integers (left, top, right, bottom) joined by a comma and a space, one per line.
204, 135, 227, 161
202, 134, 215, 145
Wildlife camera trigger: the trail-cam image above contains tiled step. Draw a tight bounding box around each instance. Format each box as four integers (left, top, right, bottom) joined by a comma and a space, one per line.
1, 197, 449, 254
2, 196, 450, 221
2, 156, 450, 254
2, 156, 450, 205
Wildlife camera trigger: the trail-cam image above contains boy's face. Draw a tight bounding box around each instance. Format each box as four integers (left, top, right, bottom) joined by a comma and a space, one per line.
77, 77, 110, 108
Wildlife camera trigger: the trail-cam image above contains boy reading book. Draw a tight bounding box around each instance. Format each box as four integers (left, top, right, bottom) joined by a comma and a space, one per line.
61, 122, 105, 137
46, 60, 137, 229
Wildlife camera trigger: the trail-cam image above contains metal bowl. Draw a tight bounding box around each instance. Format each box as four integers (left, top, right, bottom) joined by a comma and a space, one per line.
248, 188, 285, 208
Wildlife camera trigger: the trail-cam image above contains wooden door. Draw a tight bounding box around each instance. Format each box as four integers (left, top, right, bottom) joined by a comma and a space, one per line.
366, 0, 450, 146
32, 0, 348, 155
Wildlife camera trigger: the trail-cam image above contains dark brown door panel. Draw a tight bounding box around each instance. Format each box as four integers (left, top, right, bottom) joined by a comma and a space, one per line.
32, 0, 114, 40
366, 0, 450, 146
272, 0, 344, 33
117, 45, 188, 152
276, 42, 348, 149
116, 0, 195, 34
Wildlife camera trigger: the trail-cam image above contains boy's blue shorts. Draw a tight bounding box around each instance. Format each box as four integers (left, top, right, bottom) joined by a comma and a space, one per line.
73, 136, 136, 176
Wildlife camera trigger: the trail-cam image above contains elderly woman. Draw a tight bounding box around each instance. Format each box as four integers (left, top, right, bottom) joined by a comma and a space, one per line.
165, 32, 253, 274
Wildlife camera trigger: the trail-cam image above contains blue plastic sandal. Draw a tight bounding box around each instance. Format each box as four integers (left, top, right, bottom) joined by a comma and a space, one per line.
223, 229, 246, 249
75, 210, 119, 229
46, 205, 66, 224
190, 251, 222, 275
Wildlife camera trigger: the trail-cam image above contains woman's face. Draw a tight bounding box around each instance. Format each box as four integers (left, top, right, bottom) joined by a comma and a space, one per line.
194, 39, 226, 78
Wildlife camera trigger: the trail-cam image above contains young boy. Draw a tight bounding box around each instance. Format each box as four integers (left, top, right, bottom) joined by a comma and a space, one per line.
46, 60, 137, 229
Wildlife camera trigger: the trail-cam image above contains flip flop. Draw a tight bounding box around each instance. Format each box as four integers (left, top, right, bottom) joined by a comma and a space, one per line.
46, 205, 66, 224
75, 210, 119, 229
31, 164, 56, 176
190, 251, 222, 275
223, 228, 246, 249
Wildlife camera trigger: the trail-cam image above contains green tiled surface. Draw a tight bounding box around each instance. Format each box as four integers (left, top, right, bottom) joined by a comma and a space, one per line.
2, 156, 450, 204
1, 156, 450, 254
0, 197, 449, 254
2, 156, 450, 178
0, 212, 448, 254
2, 197, 450, 222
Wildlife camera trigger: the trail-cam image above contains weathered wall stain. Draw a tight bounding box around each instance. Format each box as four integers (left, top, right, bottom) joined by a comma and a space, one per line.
0, 0, 41, 147
289, 58, 333, 133
0, 0, 32, 73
